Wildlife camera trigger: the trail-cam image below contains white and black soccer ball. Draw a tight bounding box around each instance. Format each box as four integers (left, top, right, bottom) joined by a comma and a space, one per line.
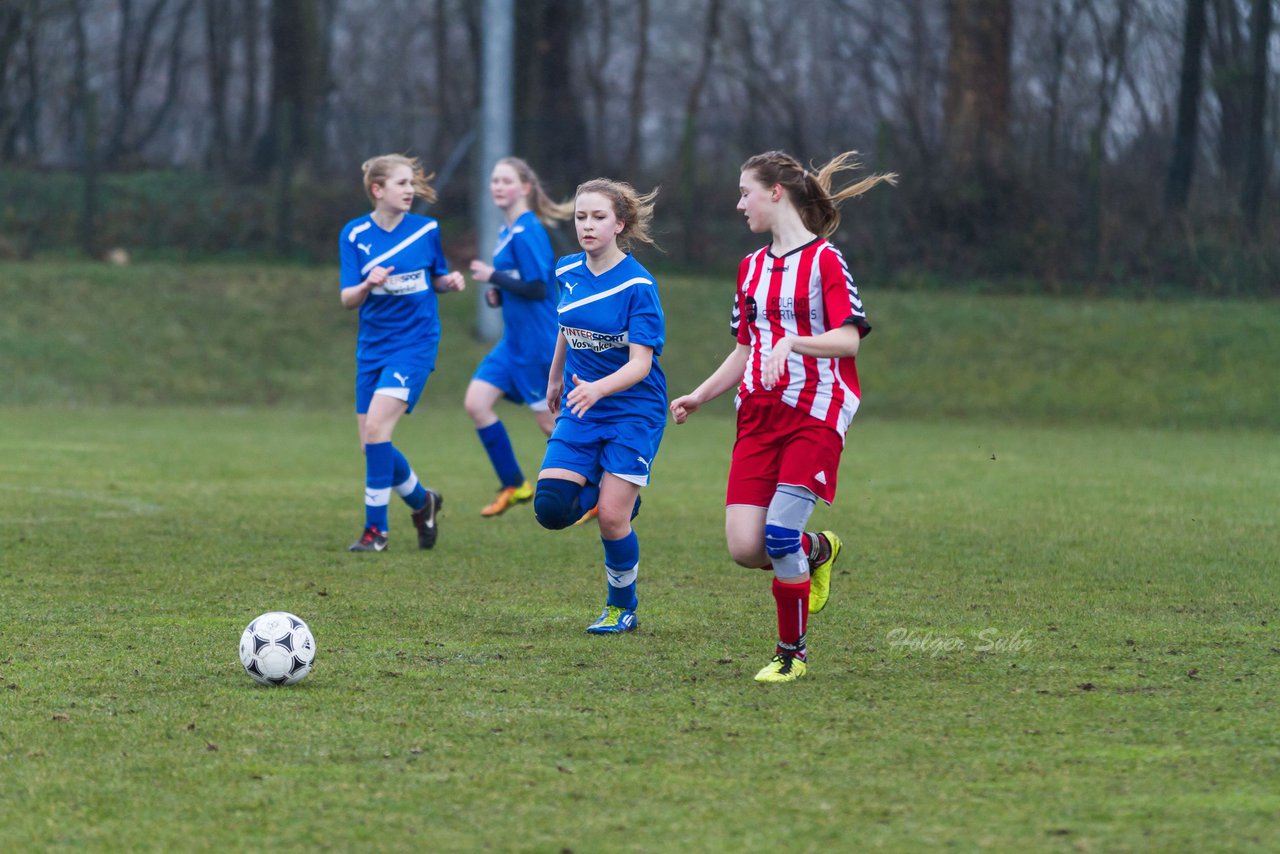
239, 611, 316, 686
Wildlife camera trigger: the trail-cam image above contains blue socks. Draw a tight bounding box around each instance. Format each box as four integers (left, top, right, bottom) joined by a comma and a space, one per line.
602, 530, 639, 610
477, 421, 524, 488
390, 445, 428, 511
364, 441, 394, 532
366, 442, 429, 531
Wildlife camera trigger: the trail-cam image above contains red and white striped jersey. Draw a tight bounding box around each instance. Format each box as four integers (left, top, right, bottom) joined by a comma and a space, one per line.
730, 238, 871, 438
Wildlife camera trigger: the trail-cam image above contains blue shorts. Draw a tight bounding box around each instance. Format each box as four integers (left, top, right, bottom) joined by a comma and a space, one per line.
355, 357, 434, 414
541, 417, 665, 487
473, 341, 552, 410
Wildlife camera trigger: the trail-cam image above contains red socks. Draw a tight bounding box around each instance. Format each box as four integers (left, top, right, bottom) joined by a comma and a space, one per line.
772, 577, 810, 659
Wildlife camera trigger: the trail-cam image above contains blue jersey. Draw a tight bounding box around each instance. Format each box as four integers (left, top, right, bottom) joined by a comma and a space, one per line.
493, 211, 559, 365
554, 252, 667, 427
339, 212, 450, 365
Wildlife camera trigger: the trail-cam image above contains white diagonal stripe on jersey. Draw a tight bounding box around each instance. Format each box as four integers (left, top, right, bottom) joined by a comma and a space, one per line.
556, 258, 584, 276
558, 277, 650, 314
360, 221, 439, 276
348, 221, 373, 242
492, 224, 526, 258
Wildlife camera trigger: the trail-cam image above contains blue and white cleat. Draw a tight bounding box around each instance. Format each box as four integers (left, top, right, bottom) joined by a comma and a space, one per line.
585, 605, 638, 634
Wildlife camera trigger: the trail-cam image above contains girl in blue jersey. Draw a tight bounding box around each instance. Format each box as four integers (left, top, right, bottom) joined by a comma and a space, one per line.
466, 157, 571, 517
533, 179, 666, 634
338, 154, 466, 552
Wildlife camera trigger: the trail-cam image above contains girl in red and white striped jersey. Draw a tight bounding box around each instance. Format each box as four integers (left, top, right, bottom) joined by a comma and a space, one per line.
670, 150, 896, 683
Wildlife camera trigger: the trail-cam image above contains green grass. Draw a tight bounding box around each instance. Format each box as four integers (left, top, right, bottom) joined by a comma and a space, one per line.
1, 408, 1277, 851
1, 262, 1278, 850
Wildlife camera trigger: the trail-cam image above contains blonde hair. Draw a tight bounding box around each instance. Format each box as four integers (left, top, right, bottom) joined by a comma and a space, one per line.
361, 153, 437, 206
741, 150, 897, 238
496, 157, 572, 225
574, 178, 660, 253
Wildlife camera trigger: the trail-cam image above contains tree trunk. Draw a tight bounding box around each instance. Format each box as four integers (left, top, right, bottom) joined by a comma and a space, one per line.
677, 0, 723, 263
515, 0, 589, 189
258, 0, 321, 178
1239, 0, 1271, 236
943, 0, 1011, 181
1206, 0, 1250, 185
71, 0, 98, 259
237, 0, 261, 169
0, 2, 23, 163
1165, 0, 1208, 212
204, 0, 232, 170
623, 0, 649, 178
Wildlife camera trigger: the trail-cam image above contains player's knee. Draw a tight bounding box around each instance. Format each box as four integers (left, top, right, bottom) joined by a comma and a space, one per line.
534, 479, 581, 530
764, 524, 802, 558
765, 523, 808, 578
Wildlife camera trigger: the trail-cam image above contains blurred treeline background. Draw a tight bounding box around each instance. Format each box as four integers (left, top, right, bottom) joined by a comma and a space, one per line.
0, 0, 1275, 294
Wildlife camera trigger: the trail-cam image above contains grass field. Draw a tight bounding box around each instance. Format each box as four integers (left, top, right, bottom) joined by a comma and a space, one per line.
1, 262, 1278, 851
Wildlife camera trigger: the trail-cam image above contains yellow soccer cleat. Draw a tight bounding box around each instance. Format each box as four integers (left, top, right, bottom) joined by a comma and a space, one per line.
572, 505, 599, 527
808, 531, 842, 615
480, 481, 533, 517
754, 653, 807, 683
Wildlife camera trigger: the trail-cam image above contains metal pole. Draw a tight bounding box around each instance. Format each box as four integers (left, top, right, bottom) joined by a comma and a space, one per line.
475, 0, 514, 342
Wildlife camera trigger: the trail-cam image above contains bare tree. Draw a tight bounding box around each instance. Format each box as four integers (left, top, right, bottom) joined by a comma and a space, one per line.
70, 0, 98, 258
260, 0, 321, 175
1165, 0, 1208, 212
103, 0, 197, 167
1206, 0, 1251, 185
516, 0, 590, 189
1239, 0, 1271, 235
675, 0, 723, 261
623, 0, 649, 177
1080, 0, 1135, 273
943, 0, 1012, 181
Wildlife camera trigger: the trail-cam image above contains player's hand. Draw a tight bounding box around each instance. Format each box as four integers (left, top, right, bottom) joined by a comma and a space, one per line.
546, 378, 564, 414
761, 337, 793, 389
485, 287, 502, 308
469, 260, 493, 283
436, 271, 466, 292
365, 265, 395, 289
565, 373, 602, 417
669, 394, 701, 425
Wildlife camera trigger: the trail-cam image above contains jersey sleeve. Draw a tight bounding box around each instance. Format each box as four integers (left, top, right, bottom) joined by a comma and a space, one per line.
819, 246, 871, 337
510, 221, 556, 286
627, 281, 665, 355
339, 228, 363, 288
732, 256, 751, 344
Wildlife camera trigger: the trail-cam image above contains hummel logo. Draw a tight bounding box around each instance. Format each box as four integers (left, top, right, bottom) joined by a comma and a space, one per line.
636, 455, 651, 471
563, 282, 578, 294
358, 242, 372, 255
814, 470, 827, 485
393, 371, 409, 386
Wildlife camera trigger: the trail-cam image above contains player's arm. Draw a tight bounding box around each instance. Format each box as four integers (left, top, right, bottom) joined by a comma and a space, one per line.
487, 269, 547, 300
546, 331, 568, 415
564, 343, 654, 418
670, 343, 750, 424
340, 265, 394, 310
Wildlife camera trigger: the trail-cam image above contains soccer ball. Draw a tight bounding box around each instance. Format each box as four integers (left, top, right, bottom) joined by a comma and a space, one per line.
239, 612, 316, 686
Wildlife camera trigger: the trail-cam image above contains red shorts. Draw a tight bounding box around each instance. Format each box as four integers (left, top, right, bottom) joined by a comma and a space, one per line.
726, 395, 844, 507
